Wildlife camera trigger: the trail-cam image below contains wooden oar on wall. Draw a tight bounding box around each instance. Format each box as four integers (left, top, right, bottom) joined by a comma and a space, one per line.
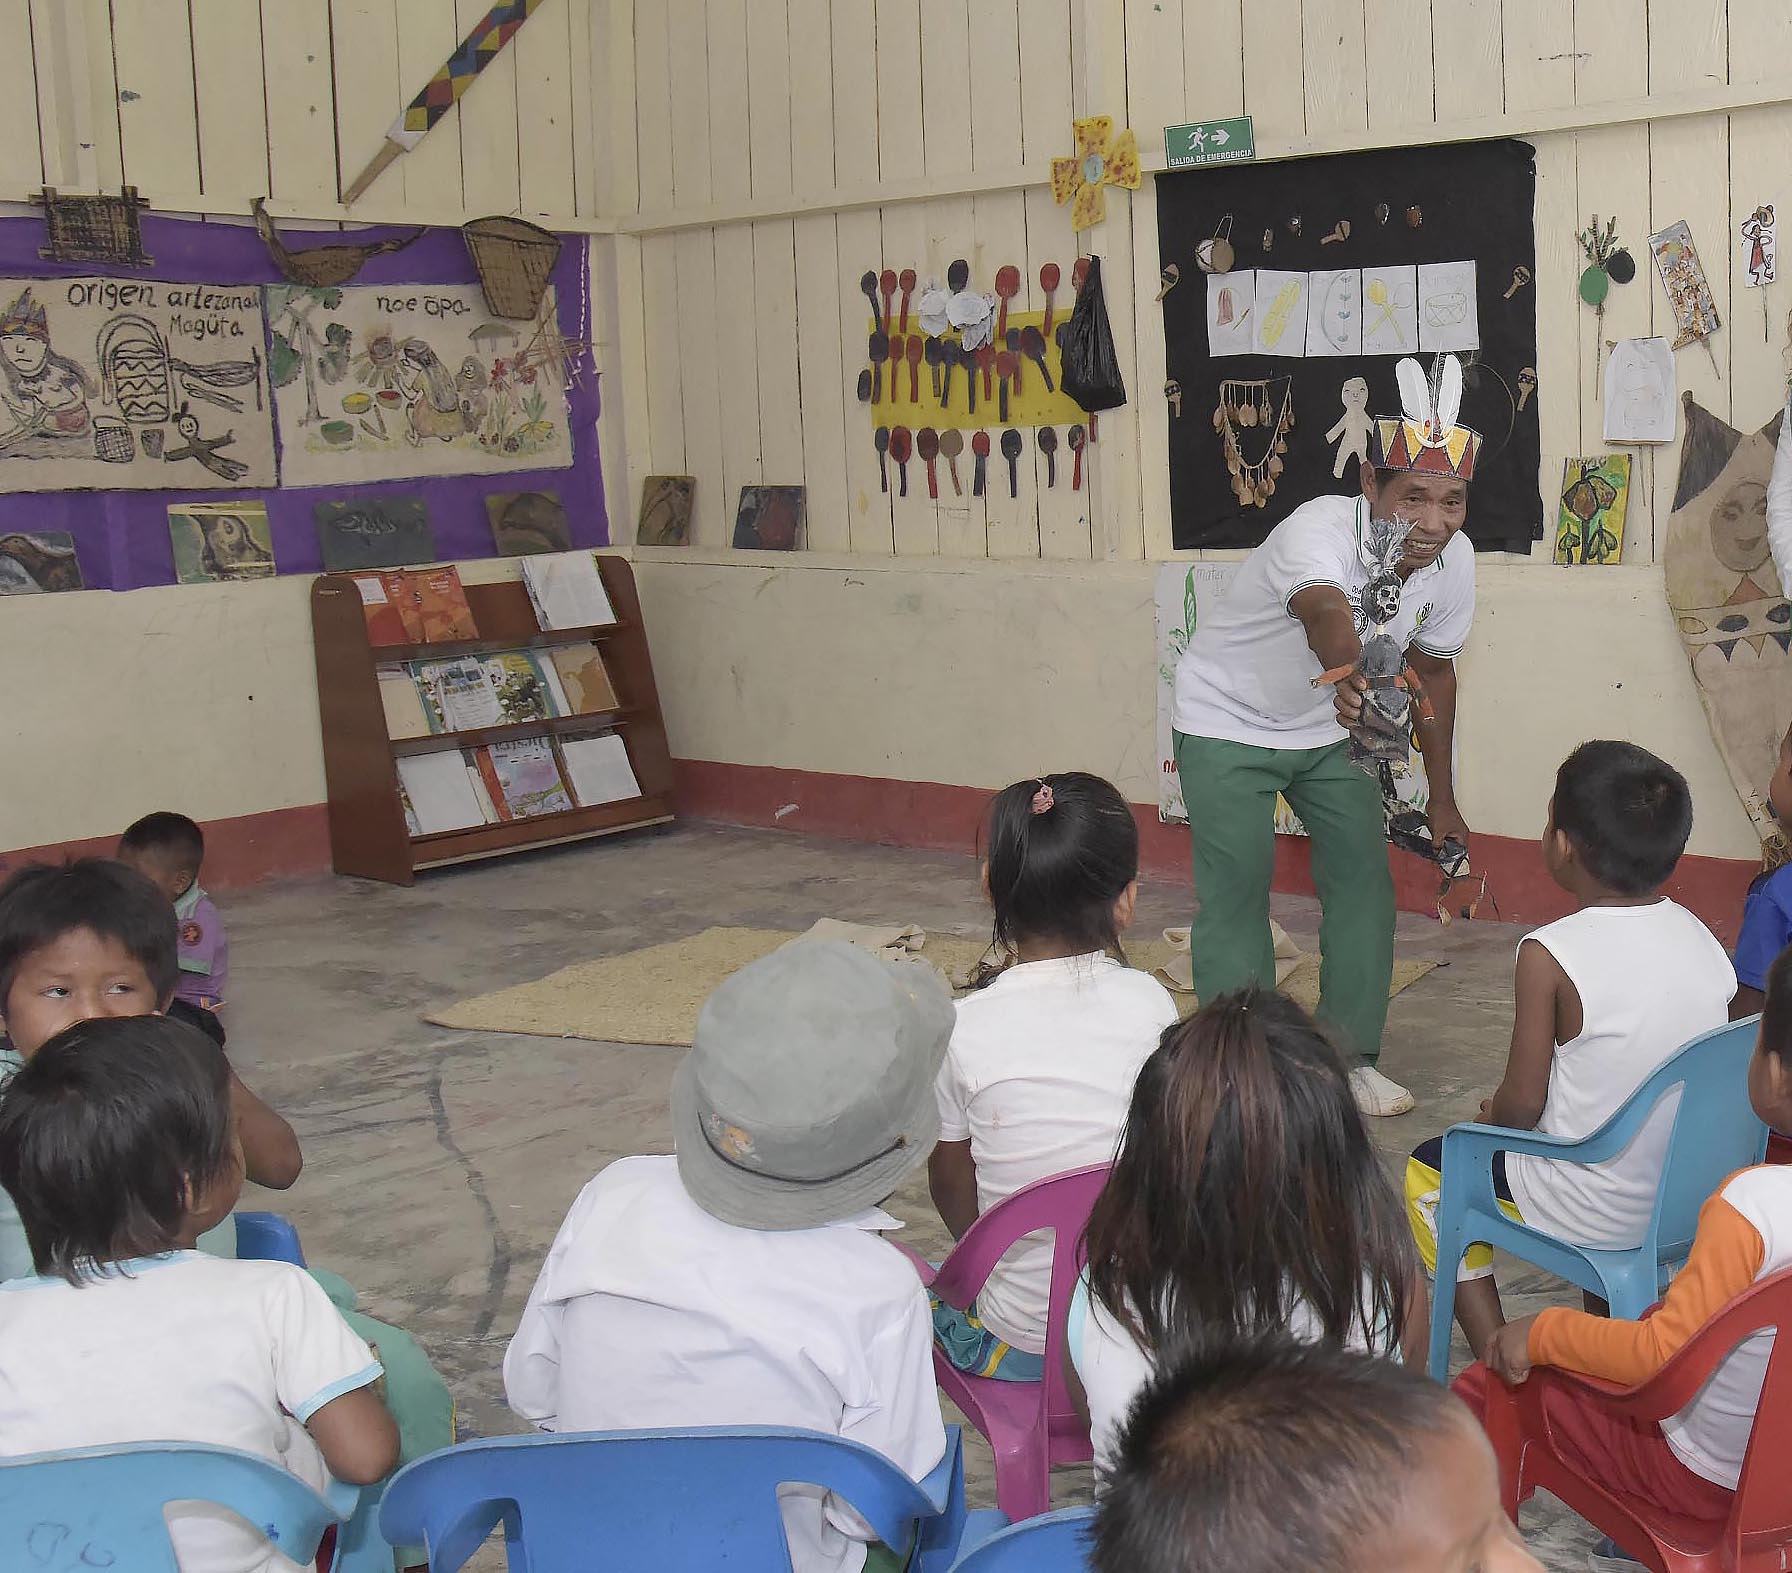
343, 0, 548, 204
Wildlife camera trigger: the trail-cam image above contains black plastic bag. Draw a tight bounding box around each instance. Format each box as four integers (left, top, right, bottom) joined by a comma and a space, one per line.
1059, 254, 1127, 412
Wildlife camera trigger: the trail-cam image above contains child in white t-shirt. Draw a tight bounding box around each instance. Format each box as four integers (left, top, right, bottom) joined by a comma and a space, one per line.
1406, 741, 1736, 1361
929, 772, 1178, 1380
0, 1013, 398, 1573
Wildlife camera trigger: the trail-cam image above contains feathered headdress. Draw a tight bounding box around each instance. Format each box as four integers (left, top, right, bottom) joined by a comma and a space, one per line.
1368, 353, 1480, 481
0, 287, 48, 342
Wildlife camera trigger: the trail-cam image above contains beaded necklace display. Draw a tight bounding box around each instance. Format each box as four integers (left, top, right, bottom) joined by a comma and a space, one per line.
1213, 376, 1294, 508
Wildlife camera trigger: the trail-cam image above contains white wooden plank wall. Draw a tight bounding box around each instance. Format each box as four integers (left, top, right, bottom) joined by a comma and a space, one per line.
8, 0, 1792, 565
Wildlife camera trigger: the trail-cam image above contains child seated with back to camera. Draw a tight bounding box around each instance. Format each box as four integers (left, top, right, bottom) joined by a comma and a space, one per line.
0, 857, 453, 1570
1406, 741, 1735, 1360
1469, 943, 1792, 1547
1072, 988, 1427, 1475
927, 772, 1178, 1381
1091, 1334, 1542, 1573
506, 941, 953, 1573
116, 810, 229, 1045
0, 1013, 399, 1573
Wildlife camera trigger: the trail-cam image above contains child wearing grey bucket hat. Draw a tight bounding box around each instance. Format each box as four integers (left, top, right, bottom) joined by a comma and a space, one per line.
505, 941, 953, 1573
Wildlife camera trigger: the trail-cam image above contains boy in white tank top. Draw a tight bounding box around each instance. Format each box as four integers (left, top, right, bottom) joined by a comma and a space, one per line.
1406, 742, 1736, 1360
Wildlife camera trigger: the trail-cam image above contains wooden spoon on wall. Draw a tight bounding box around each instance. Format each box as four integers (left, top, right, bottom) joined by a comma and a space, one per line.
885, 334, 904, 400
1021, 325, 1054, 392
868, 330, 889, 403
996, 349, 1017, 422
972, 429, 991, 496
1068, 424, 1086, 490
1037, 425, 1059, 488
874, 426, 891, 492
994, 264, 1021, 342
906, 334, 923, 403
947, 257, 970, 293
1005, 328, 1025, 395
1001, 427, 1024, 498
860, 270, 881, 325
917, 426, 941, 498
939, 428, 964, 494
897, 268, 916, 337
1040, 262, 1061, 336
879, 268, 898, 334
889, 425, 913, 496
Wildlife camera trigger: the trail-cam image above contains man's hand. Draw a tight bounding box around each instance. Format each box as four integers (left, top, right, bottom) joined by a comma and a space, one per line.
1486, 1315, 1539, 1385
1333, 670, 1368, 727
1427, 798, 1471, 856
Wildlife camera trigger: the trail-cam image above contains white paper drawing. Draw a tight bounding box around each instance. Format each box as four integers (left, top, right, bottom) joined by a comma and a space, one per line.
1205, 270, 1257, 358
1305, 270, 1363, 357
1361, 266, 1417, 356
1417, 260, 1479, 353
1603, 336, 1677, 445
1252, 271, 1308, 356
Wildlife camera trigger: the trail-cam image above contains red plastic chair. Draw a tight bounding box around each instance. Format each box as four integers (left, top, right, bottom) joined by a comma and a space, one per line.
897, 1164, 1109, 1523
1481, 1266, 1792, 1572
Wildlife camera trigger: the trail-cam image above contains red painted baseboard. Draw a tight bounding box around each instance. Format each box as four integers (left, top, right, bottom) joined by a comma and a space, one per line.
0, 804, 333, 893
673, 758, 1759, 945
2, 760, 1760, 945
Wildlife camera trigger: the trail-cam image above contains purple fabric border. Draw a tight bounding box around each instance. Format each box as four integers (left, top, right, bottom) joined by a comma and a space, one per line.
0, 213, 604, 591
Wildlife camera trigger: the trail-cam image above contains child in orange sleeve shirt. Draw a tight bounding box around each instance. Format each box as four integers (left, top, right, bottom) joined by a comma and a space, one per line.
1461, 944, 1792, 1541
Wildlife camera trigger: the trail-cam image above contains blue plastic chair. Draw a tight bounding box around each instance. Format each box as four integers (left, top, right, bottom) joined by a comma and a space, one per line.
949, 1506, 1095, 1570
236, 1210, 308, 1267
1428, 1016, 1768, 1380
379, 1424, 1006, 1572
230, 1212, 394, 1572
0, 1441, 349, 1572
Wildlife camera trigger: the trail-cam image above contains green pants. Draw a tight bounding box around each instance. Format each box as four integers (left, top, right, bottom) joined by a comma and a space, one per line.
1176, 732, 1394, 1064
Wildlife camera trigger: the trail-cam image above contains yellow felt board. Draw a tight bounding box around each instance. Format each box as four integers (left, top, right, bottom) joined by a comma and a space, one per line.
867, 311, 1087, 431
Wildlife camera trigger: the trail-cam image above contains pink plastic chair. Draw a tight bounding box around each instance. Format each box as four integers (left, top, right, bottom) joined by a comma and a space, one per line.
900, 1164, 1110, 1522
1481, 1266, 1792, 1571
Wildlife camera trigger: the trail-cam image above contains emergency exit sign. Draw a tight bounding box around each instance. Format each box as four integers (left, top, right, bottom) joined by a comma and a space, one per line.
1165, 116, 1256, 169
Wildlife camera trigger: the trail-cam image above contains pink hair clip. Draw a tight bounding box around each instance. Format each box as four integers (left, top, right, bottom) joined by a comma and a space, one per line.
1030, 782, 1055, 815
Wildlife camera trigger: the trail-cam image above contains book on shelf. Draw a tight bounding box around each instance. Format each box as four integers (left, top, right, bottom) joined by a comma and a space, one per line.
475, 735, 575, 819
377, 663, 432, 740
412, 658, 504, 732
387, 567, 479, 643
559, 731, 641, 808
482, 650, 560, 724
550, 642, 620, 714
396, 750, 487, 834
521, 552, 617, 630
354, 574, 411, 646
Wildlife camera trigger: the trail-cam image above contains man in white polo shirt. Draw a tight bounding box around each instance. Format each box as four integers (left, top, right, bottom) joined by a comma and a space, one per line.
1172, 355, 1479, 1116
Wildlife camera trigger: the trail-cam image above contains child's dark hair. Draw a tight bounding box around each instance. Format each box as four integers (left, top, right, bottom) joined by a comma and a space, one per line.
1552, 740, 1693, 896
1092, 1334, 1467, 1573
1759, 946, 1792, 1062
1084, 987, 1413, 1357
0, 1015, 234, 1283
118, 811, 204, 868
978, 772, 1137, 977
0, 859, 179, 1009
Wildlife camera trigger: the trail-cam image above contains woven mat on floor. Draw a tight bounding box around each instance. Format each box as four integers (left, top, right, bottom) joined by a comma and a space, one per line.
424, 926, 1439, 1047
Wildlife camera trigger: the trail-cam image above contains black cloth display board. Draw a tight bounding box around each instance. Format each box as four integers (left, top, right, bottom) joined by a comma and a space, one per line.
1159, 138, 1541, 552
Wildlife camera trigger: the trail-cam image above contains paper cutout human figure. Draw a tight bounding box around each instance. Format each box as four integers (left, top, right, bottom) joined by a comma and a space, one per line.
1326, 376, 1373, 478
1742, 205, 1777, 288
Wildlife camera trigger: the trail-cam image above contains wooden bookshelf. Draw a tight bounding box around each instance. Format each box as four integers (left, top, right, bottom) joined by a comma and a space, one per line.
311, 558, 675, 885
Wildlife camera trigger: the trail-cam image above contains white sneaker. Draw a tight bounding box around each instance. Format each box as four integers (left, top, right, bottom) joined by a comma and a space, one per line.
1351, 1065, 1416, 1117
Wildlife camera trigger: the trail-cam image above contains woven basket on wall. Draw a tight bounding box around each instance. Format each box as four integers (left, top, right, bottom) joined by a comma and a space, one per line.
462, 216, 562, 320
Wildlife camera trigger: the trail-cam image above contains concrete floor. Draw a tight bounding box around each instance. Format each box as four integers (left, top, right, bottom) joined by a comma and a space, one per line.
221, 821, 1600, 1570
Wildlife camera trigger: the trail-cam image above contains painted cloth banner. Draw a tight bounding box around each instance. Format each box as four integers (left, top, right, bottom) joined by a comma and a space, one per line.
0, 276, 273, 489
0, 214, 601, 591
267, 282, 573, 484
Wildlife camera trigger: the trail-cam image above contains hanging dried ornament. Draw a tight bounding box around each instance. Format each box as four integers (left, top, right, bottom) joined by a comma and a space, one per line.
1214, 378, 1295, 508
1196, 215, 1235, 274
1050, 116, 1142, 230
